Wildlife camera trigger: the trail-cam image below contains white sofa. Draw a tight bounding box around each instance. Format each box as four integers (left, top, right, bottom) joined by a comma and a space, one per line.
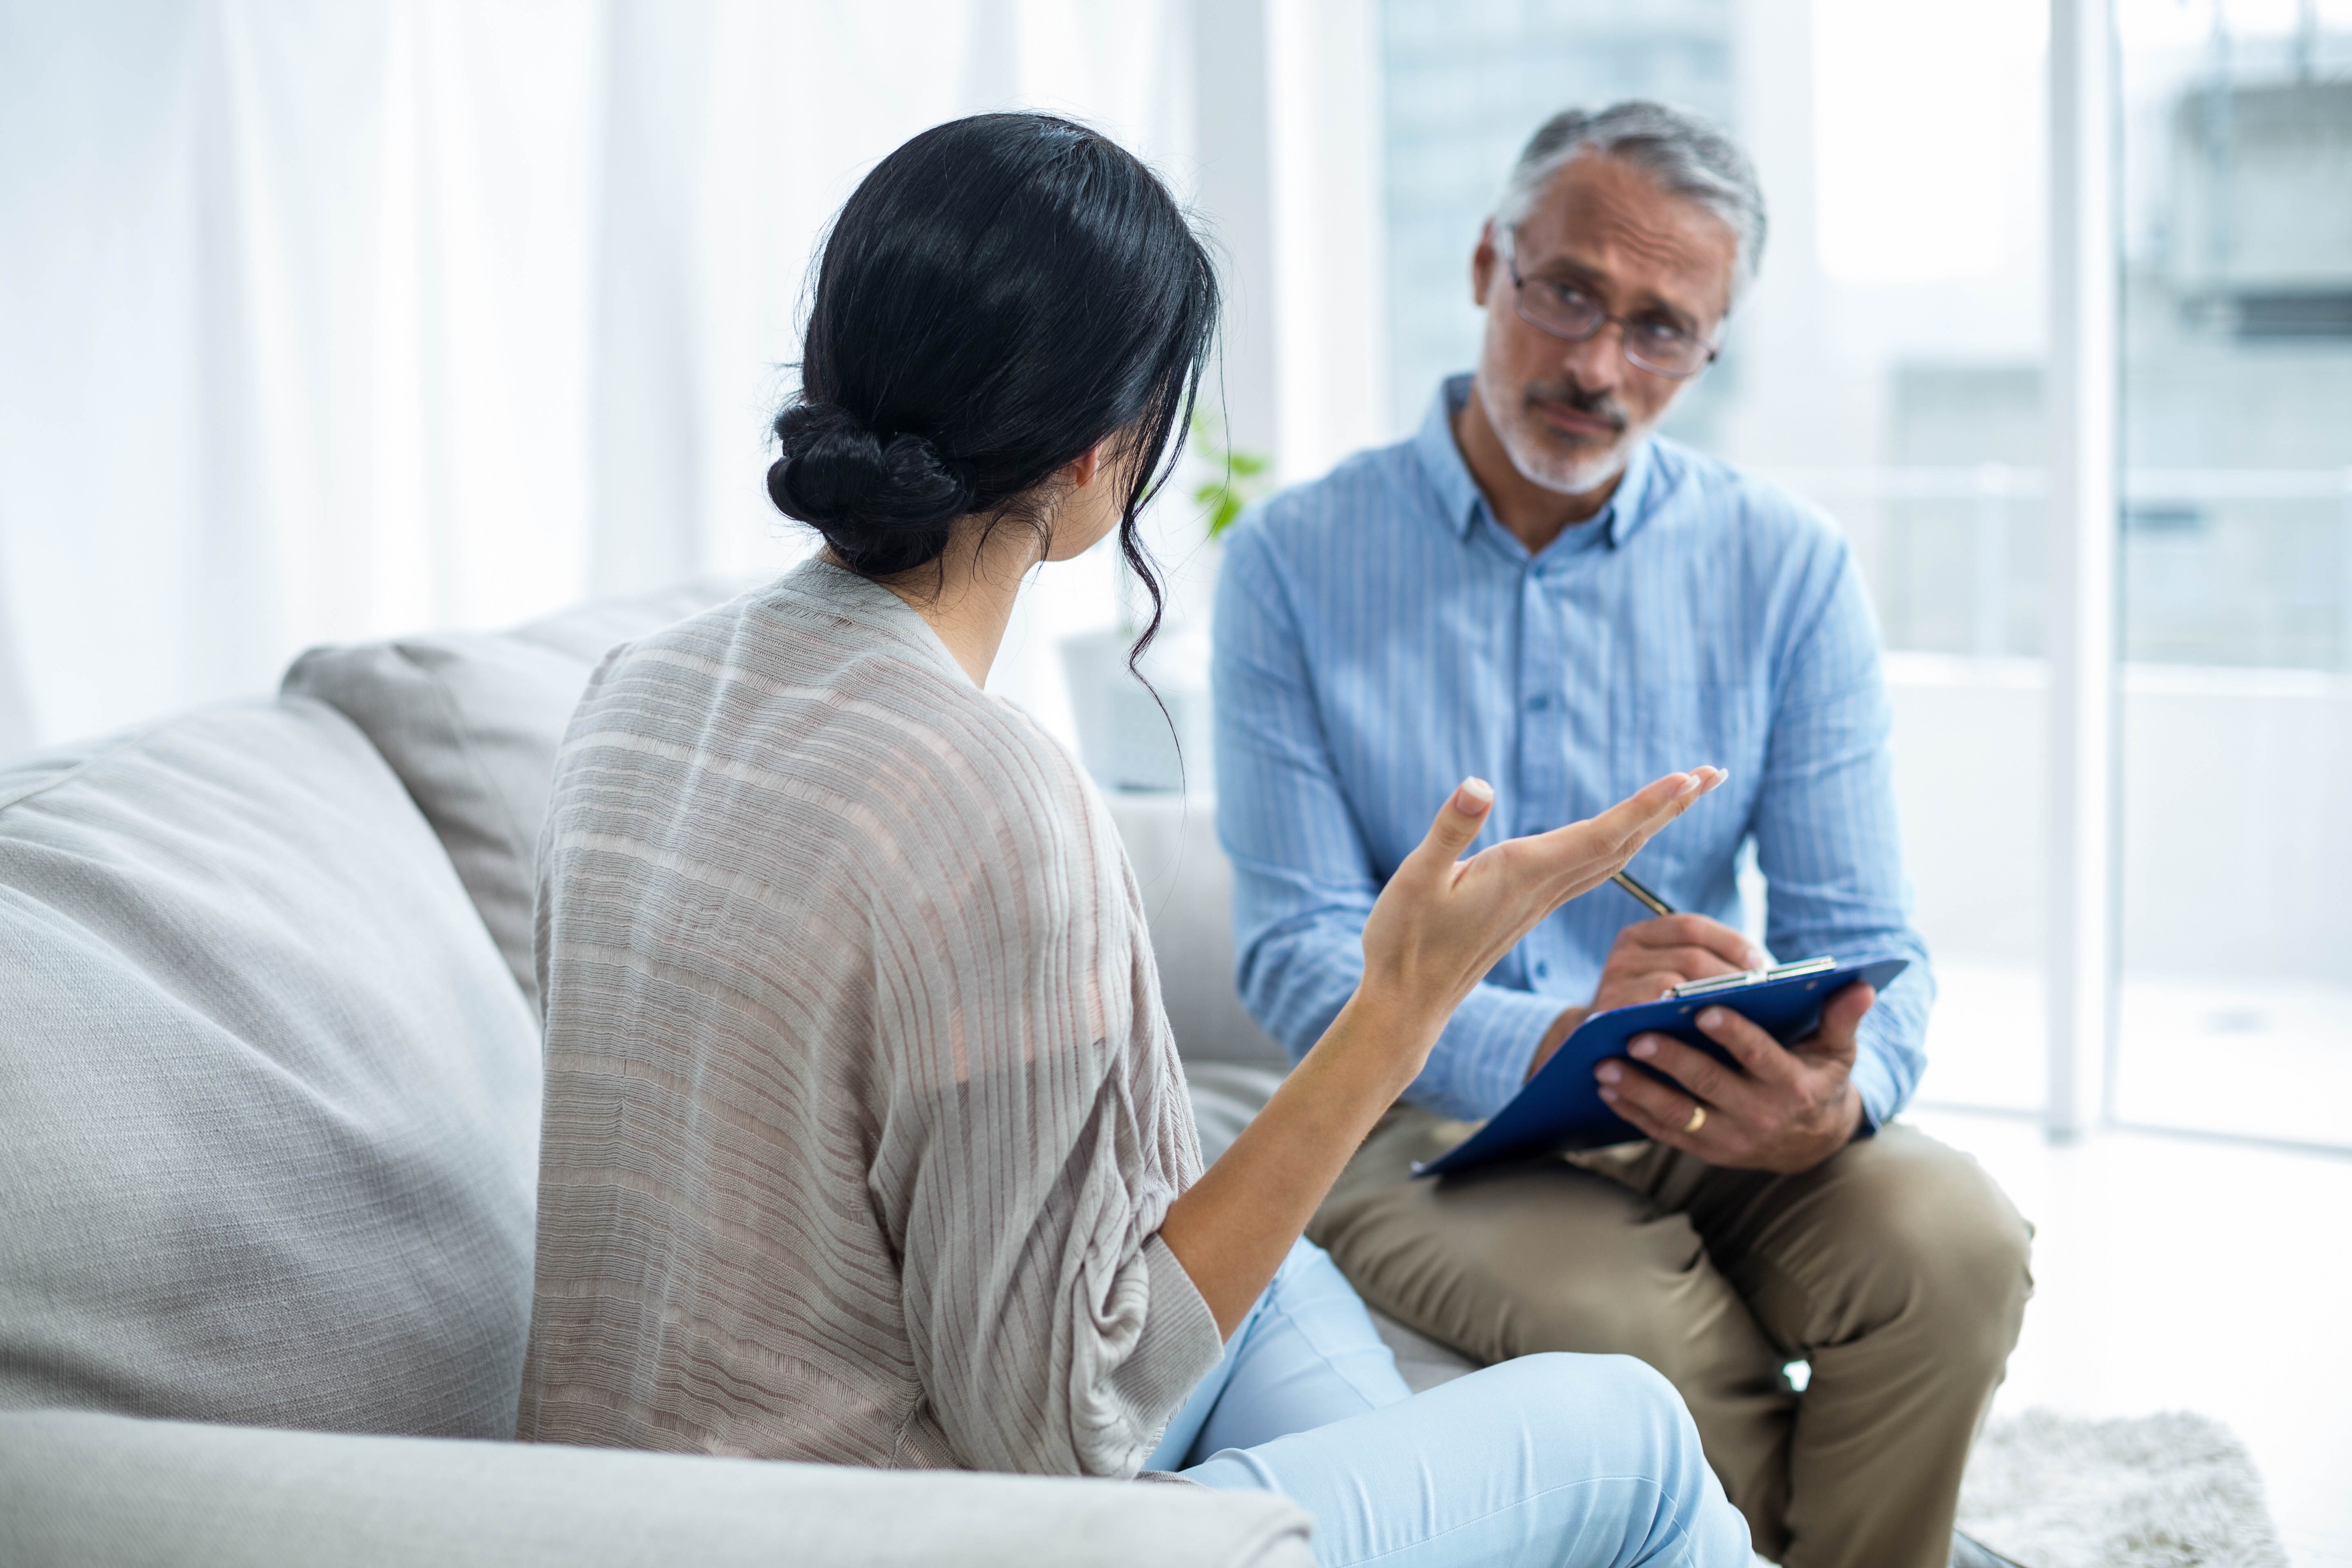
0, 579, 1319, 1568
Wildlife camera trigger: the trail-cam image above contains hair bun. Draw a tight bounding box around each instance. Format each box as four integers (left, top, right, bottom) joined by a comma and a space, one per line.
766, 402, 972, 575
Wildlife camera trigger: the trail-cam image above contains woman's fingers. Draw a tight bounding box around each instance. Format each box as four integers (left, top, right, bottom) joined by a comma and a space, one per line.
1363, 770, 1715, 1027
1609, 765, 1721, 838
1392, 776, 1495, 891
1630, 765, 1723, 824
1523, 767, 1724, 886
1389, 766, 1717, 935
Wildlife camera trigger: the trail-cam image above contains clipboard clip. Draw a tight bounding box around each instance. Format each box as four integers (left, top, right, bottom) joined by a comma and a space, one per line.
1668, 955, 1838, 1000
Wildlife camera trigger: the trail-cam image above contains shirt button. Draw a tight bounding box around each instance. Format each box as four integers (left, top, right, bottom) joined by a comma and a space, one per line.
1526, 693, 1552, 711
1534, 962, 1551, 979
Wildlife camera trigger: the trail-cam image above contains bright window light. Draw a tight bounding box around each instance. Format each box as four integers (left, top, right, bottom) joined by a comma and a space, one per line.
1812, 0, 2045, 283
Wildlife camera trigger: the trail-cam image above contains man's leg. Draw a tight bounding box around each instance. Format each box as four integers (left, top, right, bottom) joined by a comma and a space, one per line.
1600, 1124, 2034, 1568
1312, 1110, 2033, 1568
1308, 1107, 1800, 1550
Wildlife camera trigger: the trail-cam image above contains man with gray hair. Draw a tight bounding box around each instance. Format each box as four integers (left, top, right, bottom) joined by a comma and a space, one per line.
1213, 101, 2032, 1568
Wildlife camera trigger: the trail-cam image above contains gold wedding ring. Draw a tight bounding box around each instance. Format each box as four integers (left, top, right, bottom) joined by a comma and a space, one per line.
1683, 1103, 1708, 1135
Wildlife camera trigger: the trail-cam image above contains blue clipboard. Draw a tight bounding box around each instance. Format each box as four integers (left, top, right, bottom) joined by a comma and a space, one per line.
1412, 956, 1908, 1178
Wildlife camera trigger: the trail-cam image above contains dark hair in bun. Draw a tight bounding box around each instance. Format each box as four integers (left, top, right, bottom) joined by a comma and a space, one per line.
767, 403, 973, 571
767, 112, 1219, 664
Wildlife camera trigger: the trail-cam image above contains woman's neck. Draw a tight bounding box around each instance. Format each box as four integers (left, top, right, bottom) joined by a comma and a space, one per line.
839, 521, 1040, 688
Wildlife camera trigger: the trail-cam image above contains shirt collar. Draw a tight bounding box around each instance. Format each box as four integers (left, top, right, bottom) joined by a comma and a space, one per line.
1412, 376, 1488, 539
1413, 374, 1659, 551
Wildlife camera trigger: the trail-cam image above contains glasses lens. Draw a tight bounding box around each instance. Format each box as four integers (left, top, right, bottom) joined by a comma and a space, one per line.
1517, 278, 1603, 341
1509, 249, 1715, 378
1626, 335, 1710, 379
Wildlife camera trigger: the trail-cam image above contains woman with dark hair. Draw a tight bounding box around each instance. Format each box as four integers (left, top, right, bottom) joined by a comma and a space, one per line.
519, 113, 1750, 1566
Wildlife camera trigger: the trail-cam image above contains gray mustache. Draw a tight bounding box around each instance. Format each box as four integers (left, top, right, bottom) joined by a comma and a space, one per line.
1524, 382, 1628, 434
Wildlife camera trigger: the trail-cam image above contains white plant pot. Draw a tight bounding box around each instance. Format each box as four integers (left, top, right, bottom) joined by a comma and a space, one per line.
1060, 624, 1215, 794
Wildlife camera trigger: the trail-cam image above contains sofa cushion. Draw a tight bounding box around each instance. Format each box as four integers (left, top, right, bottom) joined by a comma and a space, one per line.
283, 577, 757, 1013
0, 699, 542, 1438
1107, 791, 1290, 1070
0, 1408, 1319, 1568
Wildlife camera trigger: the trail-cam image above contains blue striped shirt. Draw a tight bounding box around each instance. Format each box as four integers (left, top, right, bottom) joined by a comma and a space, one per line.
1212, 376, 1932, 1127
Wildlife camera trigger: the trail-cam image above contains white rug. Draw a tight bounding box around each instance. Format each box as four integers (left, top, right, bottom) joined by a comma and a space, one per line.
1368, 1308, 2292, 1568
1955, 1408, 2289, 1568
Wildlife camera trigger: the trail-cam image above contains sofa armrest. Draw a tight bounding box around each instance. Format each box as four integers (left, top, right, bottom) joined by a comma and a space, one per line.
0, 1409, 1315, 1568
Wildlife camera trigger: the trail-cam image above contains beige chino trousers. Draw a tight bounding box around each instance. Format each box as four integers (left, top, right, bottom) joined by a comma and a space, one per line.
1307, 1110, 2033, 1568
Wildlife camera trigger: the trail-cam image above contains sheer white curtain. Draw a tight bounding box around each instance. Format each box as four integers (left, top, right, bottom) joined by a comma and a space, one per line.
0, 0, 1197, 755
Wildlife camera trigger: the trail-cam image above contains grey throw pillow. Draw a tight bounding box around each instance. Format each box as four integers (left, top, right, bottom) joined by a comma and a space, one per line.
284, 577, 758, 1011
0, 699, 542, 1439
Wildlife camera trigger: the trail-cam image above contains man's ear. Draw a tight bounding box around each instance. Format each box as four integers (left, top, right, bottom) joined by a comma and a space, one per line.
1470, 220, 1498, 309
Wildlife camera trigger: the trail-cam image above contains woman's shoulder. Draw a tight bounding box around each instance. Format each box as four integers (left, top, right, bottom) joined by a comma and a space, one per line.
626, 560, 1118, 893
777, 566, 1097, 806
861, 675, 1116, 906
587, 560, 1016, 734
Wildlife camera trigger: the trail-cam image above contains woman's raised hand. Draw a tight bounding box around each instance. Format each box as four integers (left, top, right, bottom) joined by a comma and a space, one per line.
1357, 768, 1726, 1036
1163, 765, 1722, 1336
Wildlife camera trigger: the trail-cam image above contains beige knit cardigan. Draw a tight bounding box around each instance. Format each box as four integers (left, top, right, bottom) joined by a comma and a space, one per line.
515, 559, 1222, 1477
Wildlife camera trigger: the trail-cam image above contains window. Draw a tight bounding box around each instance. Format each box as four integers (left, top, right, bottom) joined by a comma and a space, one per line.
1377, 0, 2058, 1115
2112, 0, 2352, 1148
1377, 0, 2352, 1149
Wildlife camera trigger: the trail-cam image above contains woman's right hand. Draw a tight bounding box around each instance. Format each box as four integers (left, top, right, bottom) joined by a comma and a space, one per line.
1355, 768, 1726, 1054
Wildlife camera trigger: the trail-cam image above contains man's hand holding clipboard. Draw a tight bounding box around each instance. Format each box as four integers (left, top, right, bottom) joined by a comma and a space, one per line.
1417, 871, 1901, 1178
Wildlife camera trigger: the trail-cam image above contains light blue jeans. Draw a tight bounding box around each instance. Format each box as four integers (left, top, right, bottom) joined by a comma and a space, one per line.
1155, 1240, 1751, 1568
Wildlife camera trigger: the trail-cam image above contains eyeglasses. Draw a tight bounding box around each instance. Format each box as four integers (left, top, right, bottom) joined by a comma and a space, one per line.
1501, 233, 1720, 380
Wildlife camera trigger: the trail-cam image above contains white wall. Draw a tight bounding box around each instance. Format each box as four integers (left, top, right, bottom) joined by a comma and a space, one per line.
1887, 655, 2048, 966
0, 0, 1203, 757
1266, 0, 1388, 486
1888, 653, 2352, 982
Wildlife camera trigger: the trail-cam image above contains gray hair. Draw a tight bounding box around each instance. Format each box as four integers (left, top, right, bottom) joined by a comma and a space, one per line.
1494, 100, 1767, 299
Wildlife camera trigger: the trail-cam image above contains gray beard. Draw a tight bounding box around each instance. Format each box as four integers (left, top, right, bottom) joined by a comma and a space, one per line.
1474, 373, 1648, 498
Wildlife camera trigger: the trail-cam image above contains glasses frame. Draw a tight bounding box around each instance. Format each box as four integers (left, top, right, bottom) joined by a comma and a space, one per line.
1500, 232, 1722, 381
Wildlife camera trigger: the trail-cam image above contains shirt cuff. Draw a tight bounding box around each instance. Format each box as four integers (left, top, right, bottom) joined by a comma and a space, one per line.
1408, 984, 1570, 1123
1138, 1232, 1225, 1380
1846, 1032, 1904, 1136
1088, 1234, 1226, 1476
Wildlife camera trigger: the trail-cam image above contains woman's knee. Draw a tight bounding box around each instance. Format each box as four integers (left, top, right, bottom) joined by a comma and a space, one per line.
1510, 1348, 1675, 1403
1508, 1353, 1711, 1470
1498, 1354, 1740, 1557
